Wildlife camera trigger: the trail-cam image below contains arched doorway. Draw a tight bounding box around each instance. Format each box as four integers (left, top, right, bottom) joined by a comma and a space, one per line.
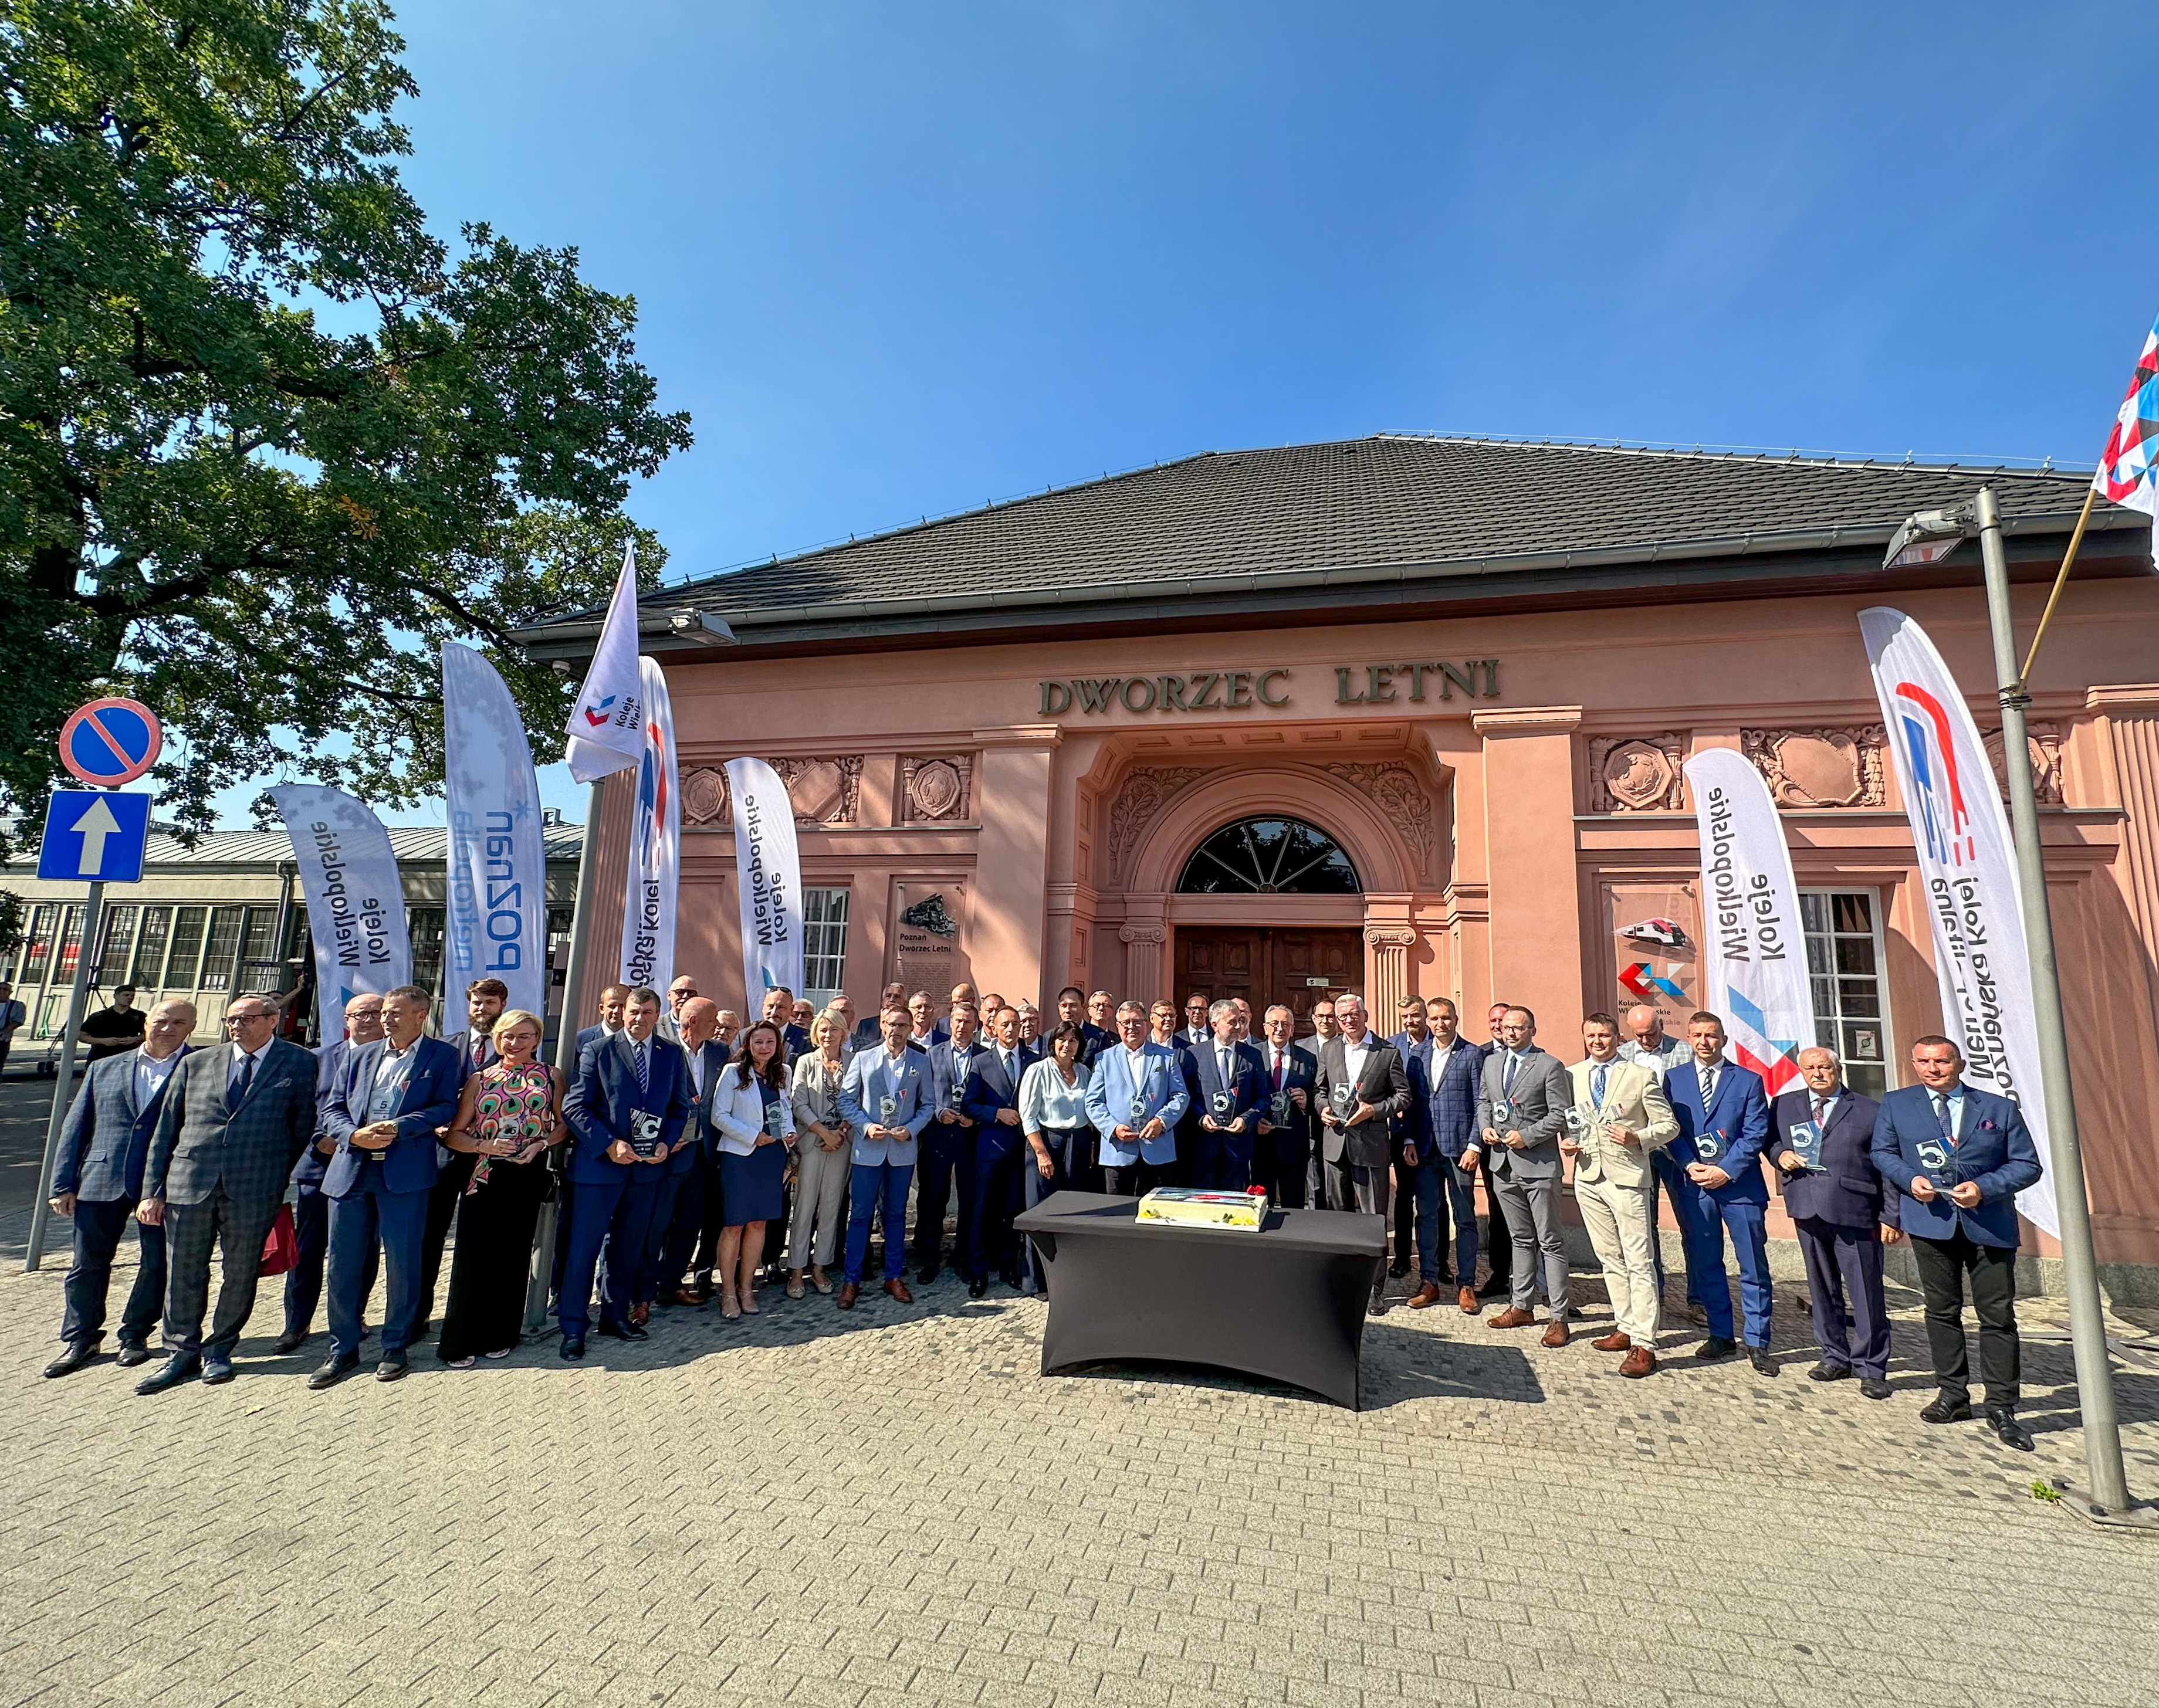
1172, 815, 1365, 1030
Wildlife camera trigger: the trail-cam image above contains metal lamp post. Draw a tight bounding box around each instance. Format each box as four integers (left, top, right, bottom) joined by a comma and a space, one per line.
1883, 487, 2137, 1521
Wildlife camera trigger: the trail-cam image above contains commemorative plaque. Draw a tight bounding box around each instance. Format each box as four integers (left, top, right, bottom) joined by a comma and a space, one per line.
1785, 1118, 1827, 1172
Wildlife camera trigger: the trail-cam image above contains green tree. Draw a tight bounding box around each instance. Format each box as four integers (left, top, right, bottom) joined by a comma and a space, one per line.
0, 0, 692, 847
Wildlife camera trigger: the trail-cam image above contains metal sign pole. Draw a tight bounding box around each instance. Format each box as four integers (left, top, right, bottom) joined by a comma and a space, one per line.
1974, 487, 2133, 1516
25, 880, 106, 1271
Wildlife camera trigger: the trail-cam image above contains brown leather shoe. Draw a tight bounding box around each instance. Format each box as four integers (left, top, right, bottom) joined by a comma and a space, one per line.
628, 1301, 649, 1328
835, 1283, 859, 1310
1591, 1330, 1631, 1353
1619, 1346, 1656, 1378
883, 1277, 913, 1304
1540, 1320, 1571, 1348
1406, 1283, 1442, 1309
1488, 1306, 1536, 1329
1457, 1287, 1480, 1314
669, 1287, 702, 1309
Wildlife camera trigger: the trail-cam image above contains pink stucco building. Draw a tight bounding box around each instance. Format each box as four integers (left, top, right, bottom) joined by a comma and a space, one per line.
517, 436, 2159, 1293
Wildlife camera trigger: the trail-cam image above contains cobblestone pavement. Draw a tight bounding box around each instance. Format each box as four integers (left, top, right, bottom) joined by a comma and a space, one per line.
4, 1229, 2157, 1708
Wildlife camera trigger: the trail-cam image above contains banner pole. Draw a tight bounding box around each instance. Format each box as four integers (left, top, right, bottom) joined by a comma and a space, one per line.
2018, 484, 2099, 684
527, 771, 609, 1333
25, 880, 104, 1271
1974, 486, 2131, 1513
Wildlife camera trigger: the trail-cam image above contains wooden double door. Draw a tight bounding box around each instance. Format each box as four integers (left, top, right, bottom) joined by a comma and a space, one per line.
1172, 928, 1362, 1036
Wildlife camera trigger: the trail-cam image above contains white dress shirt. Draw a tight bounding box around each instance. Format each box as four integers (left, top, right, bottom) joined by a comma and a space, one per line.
227, 1036, 275, 1092
134, 1046, 183, 1109
1341, 1033, 1372, 1085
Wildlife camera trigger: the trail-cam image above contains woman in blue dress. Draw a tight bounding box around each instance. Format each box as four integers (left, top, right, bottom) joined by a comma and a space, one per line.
710, 1019, 796, 1317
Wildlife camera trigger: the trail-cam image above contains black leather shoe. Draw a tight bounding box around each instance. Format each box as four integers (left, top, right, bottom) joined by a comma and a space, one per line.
1747, 1347, 1778, 1377
375, 1351, 409, 1382
1477, 1276, 1511, 1298
273, 1329, 309, 1356
308, 1352, 361, 1390
1808, 1361, 1853, 1382
1859, 1377, 1893, 1401
1694, 1337, 1737, 1361
136, 1355, 201, 1395
1987, 1409, 2035, 1452
1388, 1260, 1410, 1279
559, 1336, 586, 1360
114, 1341, 152, 1368
916, 1265, 939, 1285
201, 1357, 235, 1385
1920, 1394, 1974, 1425
594, 1321, 630, 1340
621, 1321, 649, 1341
43, 1340, 101, 1378
999, 1269, 1021, 1290
966, 1277, 988, 1299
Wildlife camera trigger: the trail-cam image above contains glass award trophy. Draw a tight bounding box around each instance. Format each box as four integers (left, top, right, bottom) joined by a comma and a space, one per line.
878, 1093, 899, 1126
1562, 1106, 1590, 1143
1914, 1137, 1960, 1192
628, 1109, 662, 1158
1210, 1090, 1234, 1120
762, 1099, 786, 1140
1331, 1082, 1357, 1122
1786, 1118, 1826, 1172
1129, 1092, 1150, 1130
1691, 1126, 1729, 1164
1269, 1090, 1292, 1126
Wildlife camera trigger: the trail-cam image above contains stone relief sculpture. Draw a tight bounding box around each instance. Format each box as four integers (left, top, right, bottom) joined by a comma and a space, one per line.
1740, 726, 1889, 808
902, 755, 973, 822
1588, 733, 1688, 812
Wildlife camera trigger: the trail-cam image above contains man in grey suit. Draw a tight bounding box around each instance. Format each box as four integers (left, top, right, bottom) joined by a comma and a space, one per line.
134, 995, 320, 1392
1311, 993, 1411, 1316
1466, 1004, 1575, 1347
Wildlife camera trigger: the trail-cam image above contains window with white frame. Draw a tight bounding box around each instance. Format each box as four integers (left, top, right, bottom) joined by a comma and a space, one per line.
1800, 889, 1893, 1099
802, 887, 850, 1009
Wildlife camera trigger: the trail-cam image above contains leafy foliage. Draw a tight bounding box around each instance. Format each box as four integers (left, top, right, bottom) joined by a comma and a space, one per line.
0, 0, 692, 847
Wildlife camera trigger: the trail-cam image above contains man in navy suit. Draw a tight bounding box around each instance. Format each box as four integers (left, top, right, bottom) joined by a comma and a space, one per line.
1414, 998, 1485, 1312
558, 987, 691, 1357
278, 993, 384, 1355
1388, 997, 1434, 1280
574, 984, 628, 1056
642, 996, 720, 1318
960, 1005, 1034, 1297
309, 986, 461, 1386
43, 999, 196, 1377
1770, 1047, 1891, 1399
913, 1005, 982, 1282
1187, 1000, 1265, 1191
1871, 1036, 2043, 1451
415, 975, 507, 1336
852, 984, 908, 1053
1663, 1011, 1775, 1373
1253, 1005, 1316, 1209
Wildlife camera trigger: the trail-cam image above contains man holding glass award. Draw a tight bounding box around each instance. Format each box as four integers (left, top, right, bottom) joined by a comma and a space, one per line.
1083, 1001, 1190, 1197
1312, 994, 1412, 1316
1869, 1036, 2042, 1451
1187, 999, 1265, 1191
1768, 1046, 1891, 1398
1663, 1011, 1774, 1373
1562, 1014, 1677, 1375
1464, 1005, 1574, 1344
835, 1005, 937, 1309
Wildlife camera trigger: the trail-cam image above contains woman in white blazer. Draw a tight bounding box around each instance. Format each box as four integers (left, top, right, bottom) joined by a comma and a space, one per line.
710, 1021, 797, 1318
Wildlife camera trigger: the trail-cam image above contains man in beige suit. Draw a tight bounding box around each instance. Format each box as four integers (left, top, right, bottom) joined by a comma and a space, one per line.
1565, 1012, 1678, 1378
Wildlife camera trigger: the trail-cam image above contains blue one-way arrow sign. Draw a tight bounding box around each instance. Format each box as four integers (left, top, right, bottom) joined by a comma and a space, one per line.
37, 790, 152, 883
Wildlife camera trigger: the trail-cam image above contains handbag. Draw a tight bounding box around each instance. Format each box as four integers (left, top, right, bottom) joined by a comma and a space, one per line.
258, 1203, 299, 1277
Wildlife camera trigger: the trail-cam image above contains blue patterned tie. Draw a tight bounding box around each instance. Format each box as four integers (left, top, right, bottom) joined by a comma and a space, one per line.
635, 1041, 649, 1094
236, 1053, 255, 1101
1592, 1063, 1608, 1107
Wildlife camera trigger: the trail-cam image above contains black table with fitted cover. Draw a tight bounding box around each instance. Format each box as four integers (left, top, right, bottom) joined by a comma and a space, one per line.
1012, 1190, 1388, 1408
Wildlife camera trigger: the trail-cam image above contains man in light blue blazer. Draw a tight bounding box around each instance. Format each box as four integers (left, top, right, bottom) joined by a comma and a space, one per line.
1870, 1035, 2043, 1451
310, 985, 461, 1387
44, 999, 195, 1377
1083, 1002, 1190, 1197
837, 1004, 936, 1309
1663, 1011, 1774, 1373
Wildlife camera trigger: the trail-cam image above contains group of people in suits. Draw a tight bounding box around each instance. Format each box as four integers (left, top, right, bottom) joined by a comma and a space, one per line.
40, 968, 2044, 1449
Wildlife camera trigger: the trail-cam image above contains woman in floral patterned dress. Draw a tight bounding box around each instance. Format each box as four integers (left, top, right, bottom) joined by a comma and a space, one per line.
437, 1008, 561, 1365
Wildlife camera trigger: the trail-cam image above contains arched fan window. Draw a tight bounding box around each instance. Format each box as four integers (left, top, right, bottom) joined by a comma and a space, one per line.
1176, 817, 1362, 894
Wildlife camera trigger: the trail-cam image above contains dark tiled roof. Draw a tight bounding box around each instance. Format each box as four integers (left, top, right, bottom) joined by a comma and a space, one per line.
4, 823, 585, 873
667, 436, 2126, 621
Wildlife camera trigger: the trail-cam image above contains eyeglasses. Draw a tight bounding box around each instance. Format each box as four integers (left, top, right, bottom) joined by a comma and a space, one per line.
224, 1013, 272, 1027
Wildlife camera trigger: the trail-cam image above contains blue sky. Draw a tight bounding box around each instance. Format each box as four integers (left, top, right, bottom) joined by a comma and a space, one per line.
196, 0, 2159, 826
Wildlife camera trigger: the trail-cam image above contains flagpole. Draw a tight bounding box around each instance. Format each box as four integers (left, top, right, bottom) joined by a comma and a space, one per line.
526, 770, 608, 1334
1974, 487, 2133, 1517
2017, 484, 2099, 683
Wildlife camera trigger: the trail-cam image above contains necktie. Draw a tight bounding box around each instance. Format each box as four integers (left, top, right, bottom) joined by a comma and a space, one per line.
1220, 1048, 1233, 1088
1813, 1095, 1828, 1128
1273, 1052, 1284, 1091
635, 1042, 649, 1093
473, 1038, 486, 1070
1933, 1092, 1956, 1145
236, 1052, 255, 1100
1502, 1052, 1519, 1094
1002, 1049, 1014, 1081
1700, 1066, 1716, 1106
1592, 1063, 1608, 1107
